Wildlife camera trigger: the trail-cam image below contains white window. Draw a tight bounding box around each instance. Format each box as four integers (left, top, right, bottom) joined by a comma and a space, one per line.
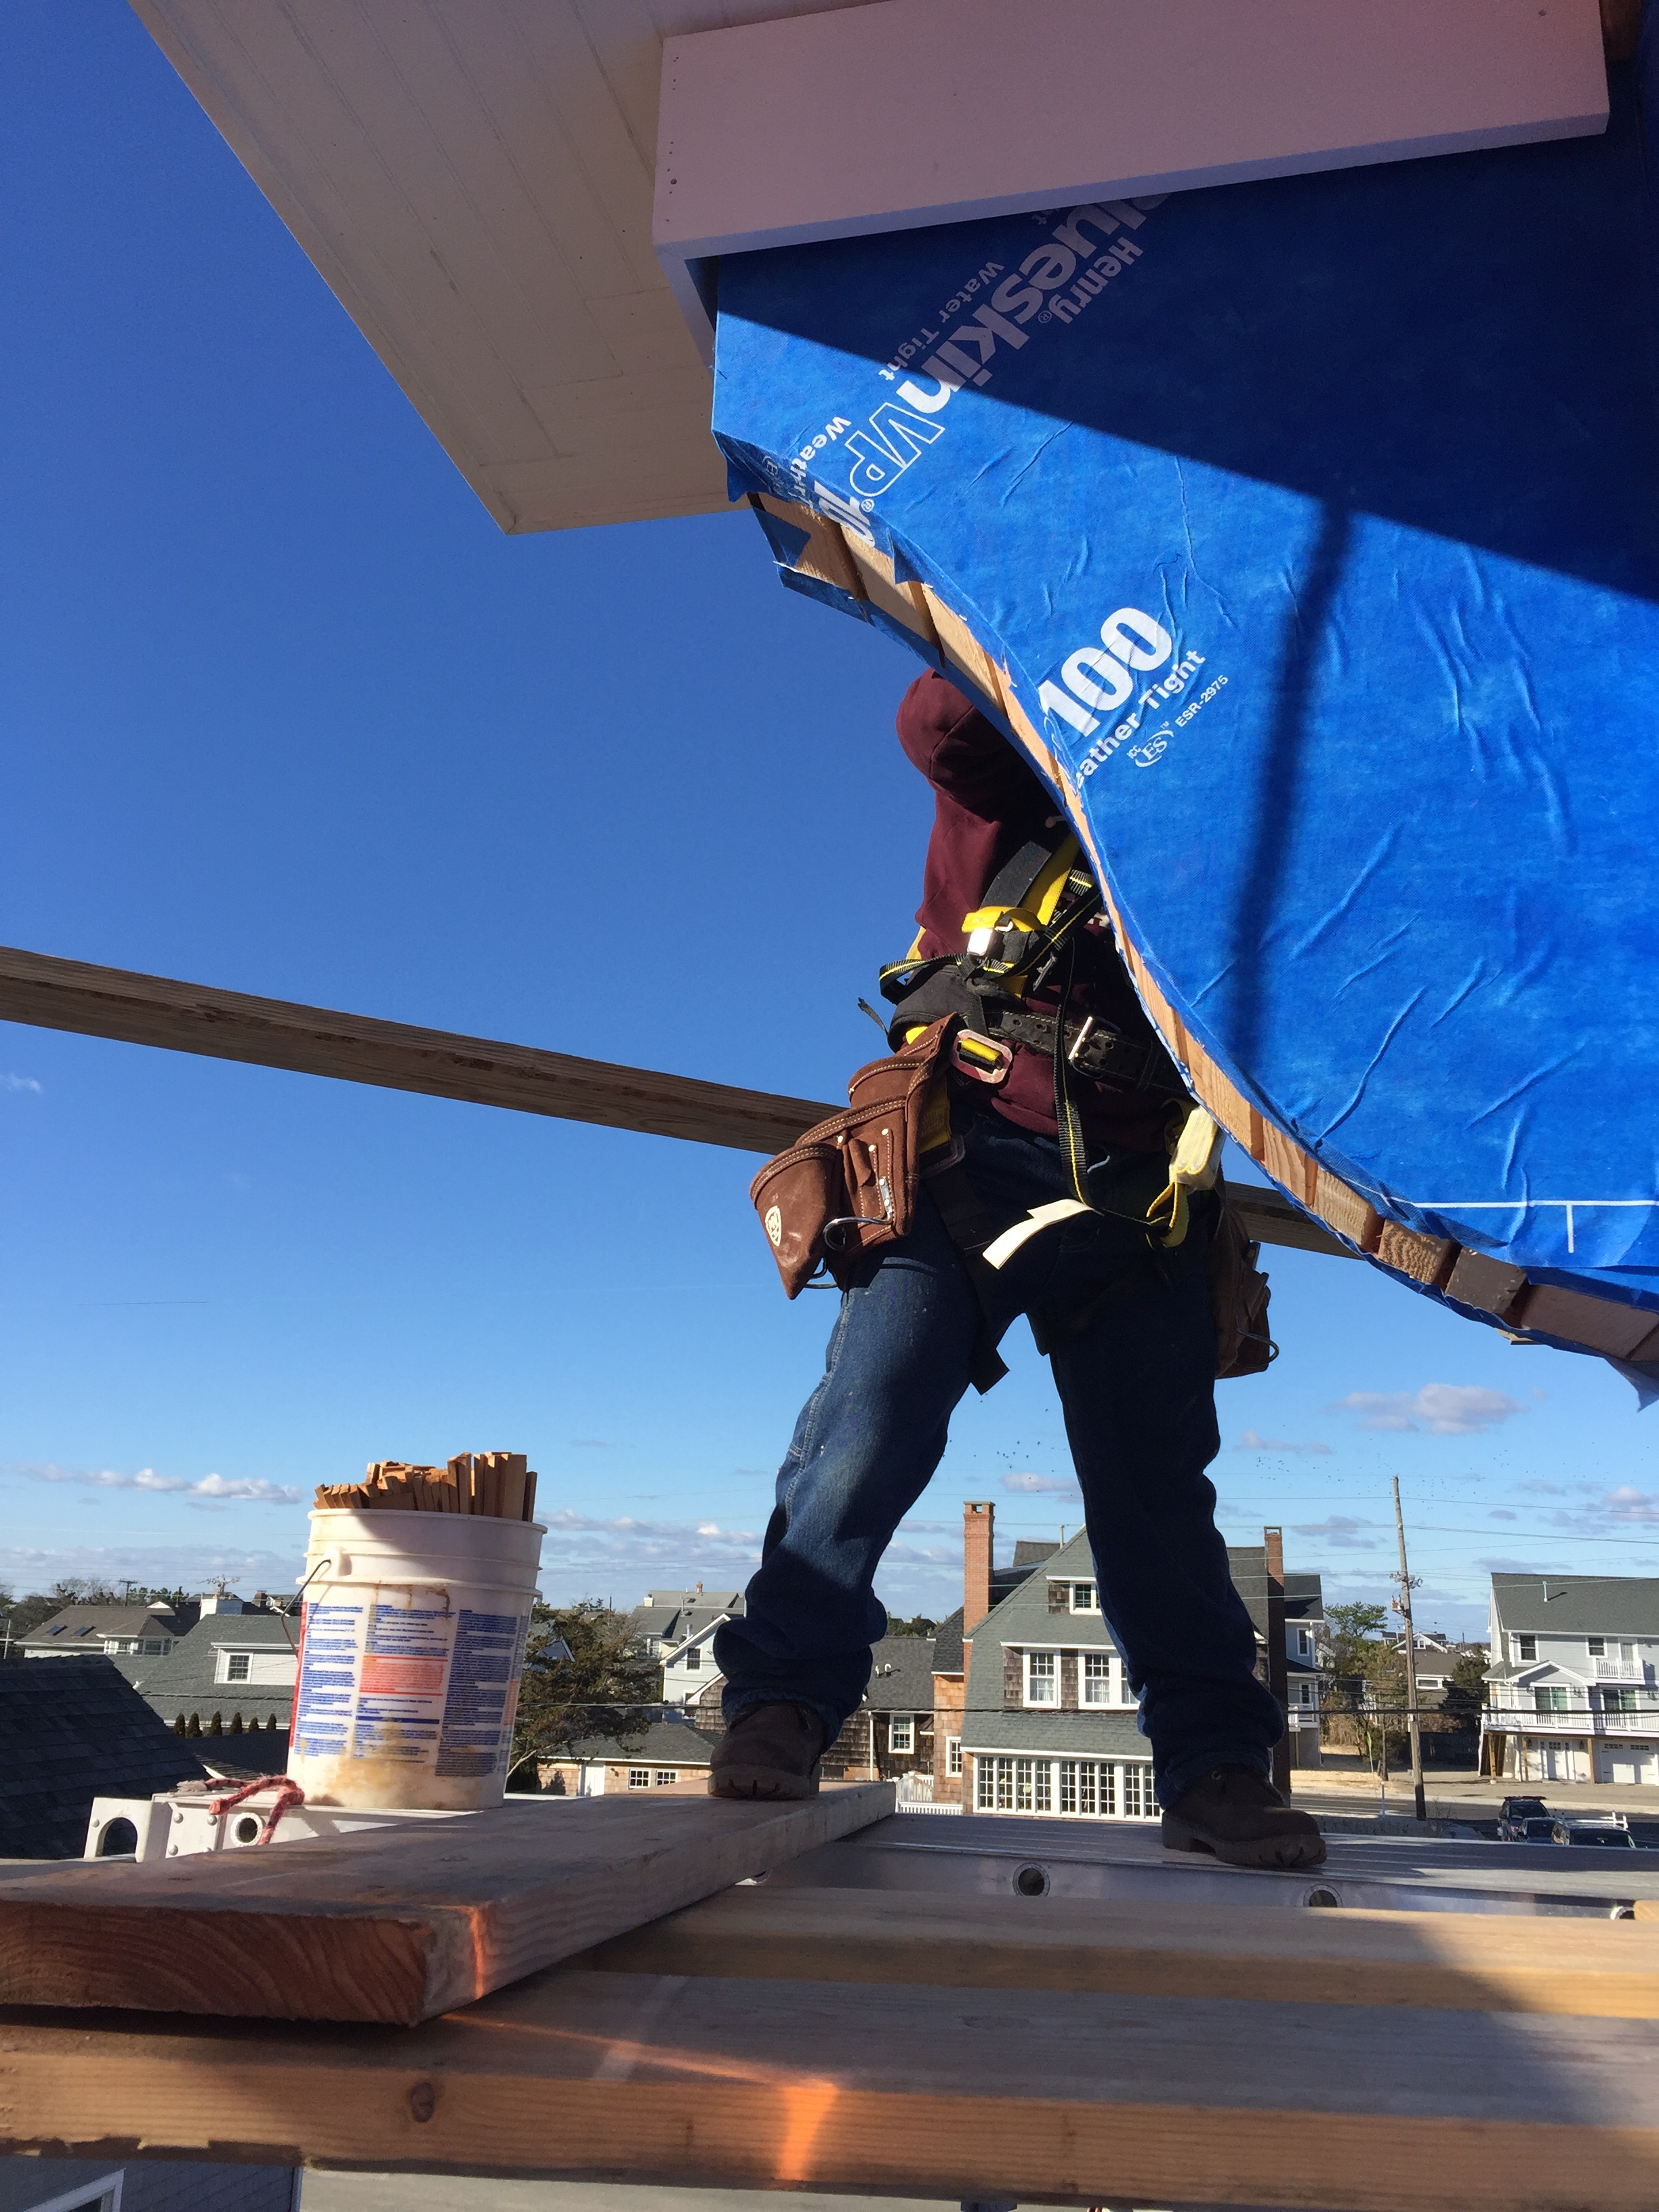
653, 1769, 678, 1786
1297, 1628, 1313, 1656
226, 1653, 251, 1681
1025, 1651, 1058, 1705
628, 1768, 651, 1788
1588, 1637, 1605, 1657
976, 1755, 1152, 1820
1298, 1681, 1316, 1705
1514, 1635, 1537, 1662
945, 1734, 962, 1776
1070, 1582, 1099, 1613
888, 1716, 915, 1753
1082, 1652, 1113, 1706
683, 1643, 701, 1669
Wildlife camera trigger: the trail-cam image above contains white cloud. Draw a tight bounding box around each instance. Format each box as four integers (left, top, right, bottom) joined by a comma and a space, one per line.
1333, 1385, 1525, 1436
16, 1462, 300, 1504
1289, 1515, 1383, 1550
1236, 1429, 1333, 1456
3, 1074, 41, 1094
1002, 1471, 1080, 1494
1603, 1486, 1659, 1523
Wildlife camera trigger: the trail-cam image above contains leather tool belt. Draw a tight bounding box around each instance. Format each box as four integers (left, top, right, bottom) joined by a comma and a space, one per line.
956, 1004, 1188, 1098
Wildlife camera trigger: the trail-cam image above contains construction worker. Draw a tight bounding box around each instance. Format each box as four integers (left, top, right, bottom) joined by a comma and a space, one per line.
710, 671, 1323, 1870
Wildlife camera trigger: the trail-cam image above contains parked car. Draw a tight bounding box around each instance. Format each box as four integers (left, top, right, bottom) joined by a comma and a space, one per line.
1513, 1816, 1560, 1843
1551, 1819, 1637, 1849
1497, 1795, 1549, 1840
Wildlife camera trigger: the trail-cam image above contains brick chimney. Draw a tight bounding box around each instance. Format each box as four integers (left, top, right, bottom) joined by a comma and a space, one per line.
963, 1501, 995, 1631
1265, 1523, 1290, 1794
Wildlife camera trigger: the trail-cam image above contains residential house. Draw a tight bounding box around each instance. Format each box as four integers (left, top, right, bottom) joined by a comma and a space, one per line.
628, 1586, 744, 1707
960, 1527, 1156, 1819
0, 1656, 205, 1860
822, 1633, 939, 1784
931, 1506, 1059, 1805
531, 1714, 715, 1797
18, 1599, 197, 1662
1482, 1574, 1659, 1786
934, 1503, 1324, 1816
128, 1601, 299, 1750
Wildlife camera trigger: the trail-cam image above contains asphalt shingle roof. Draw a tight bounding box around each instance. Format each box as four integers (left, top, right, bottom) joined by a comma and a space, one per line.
0, 1656, 207, 1858
863, 1633, 937, 1711
561, 1717, 715, 1766
130, 1612, 298, 1734
20, 1601, 197, 1654
1491, 1574, 1659, 1638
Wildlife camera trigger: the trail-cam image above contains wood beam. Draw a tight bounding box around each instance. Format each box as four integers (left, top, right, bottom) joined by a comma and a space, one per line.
579, 1880, 1659, 2020
0, 943, 827, 1157
4, 1954, 1659, 2204
0, 1785, 890, 2026
0, 943, 1352, 1256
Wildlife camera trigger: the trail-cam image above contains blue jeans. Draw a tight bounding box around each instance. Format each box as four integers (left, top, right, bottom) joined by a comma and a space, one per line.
715, 1105, 1282, 1808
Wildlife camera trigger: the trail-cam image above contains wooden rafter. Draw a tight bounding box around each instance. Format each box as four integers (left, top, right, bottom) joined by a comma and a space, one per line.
0, 943, 1352, 1258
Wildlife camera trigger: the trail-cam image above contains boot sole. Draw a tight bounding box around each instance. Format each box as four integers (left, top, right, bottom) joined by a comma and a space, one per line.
708, 1764, 821, 1801
1161, 1814, 1326, 1870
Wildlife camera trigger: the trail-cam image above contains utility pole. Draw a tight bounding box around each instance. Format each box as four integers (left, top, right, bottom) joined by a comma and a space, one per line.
1391, 1475, 1426, 1822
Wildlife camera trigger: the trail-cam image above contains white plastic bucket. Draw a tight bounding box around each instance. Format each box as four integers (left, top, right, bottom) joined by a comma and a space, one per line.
287, 1508, 546, 1809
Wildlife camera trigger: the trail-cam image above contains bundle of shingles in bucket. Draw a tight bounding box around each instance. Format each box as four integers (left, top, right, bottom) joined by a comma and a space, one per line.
314, 1450, 537, 1520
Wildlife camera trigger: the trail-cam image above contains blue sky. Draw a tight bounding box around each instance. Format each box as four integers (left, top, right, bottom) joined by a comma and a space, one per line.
4, 7, 1656, 1642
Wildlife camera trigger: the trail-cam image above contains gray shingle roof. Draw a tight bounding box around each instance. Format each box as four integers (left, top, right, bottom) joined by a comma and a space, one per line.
1491, 1574, 1659, 1637
931, 1605, 965, 1675
863, 1634, 936, 1712
963, 1711, 1149, 1757
131, 1611, 298, 1733
0, 1656, 207, 1858
561, 1717, 715, 1765
20, 1601, 197, 1654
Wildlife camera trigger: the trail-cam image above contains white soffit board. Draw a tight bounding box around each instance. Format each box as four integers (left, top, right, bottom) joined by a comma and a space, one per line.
657, 0, 1610, 356
128, 1, 880, 533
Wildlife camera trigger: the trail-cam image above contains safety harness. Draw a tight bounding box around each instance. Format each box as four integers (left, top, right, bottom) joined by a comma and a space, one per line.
876, 824, 1225, 1364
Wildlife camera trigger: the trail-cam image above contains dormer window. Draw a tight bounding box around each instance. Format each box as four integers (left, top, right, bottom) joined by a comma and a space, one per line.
226, 1654, 251, 1681
1024, 1652, 1058, 1706
1070, 1582, 1099, 1613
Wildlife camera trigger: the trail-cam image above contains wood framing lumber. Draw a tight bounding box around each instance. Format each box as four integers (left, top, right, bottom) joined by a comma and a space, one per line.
0, 943, 1354, 1258
0, 944, 830, 1158
0, 1785, 891, 2026
581, 1885, 1659, 2019
4, 1962, 1659, 2208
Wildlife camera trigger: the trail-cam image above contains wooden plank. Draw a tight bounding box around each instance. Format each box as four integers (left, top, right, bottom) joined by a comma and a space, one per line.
0, 945, 1355, 1261
4, 1964, 1659, 2207
1230, 1181, 1355, 1261
0, 1786, 890, 2027
580, 1886, 1659, 2018
0, 944, 830, 1158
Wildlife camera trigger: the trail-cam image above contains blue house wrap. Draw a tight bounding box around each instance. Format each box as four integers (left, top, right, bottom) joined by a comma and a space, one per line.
711, 41, 1659, 1377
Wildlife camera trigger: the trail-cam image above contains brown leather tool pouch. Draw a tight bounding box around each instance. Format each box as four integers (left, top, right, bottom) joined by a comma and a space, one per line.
1210, 1176, 1277, 1378
750, 1018, 957, 1297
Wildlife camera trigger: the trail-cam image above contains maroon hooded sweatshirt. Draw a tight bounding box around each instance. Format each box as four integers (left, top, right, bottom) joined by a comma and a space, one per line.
895, 670, 1174, 1155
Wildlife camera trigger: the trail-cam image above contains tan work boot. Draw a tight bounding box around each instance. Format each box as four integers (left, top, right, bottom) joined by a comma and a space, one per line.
1161, 1764, 1326, 1869
709, 1701, 825, 1799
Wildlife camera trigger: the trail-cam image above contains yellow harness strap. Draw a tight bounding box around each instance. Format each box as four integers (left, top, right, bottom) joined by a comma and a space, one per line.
1146, 1106, 1224, 1248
